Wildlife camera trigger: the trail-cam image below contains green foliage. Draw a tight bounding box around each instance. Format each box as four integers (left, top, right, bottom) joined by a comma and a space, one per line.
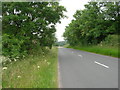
2, 2, 66, 59
63, 2, 120, 46
99, 35, 119, 47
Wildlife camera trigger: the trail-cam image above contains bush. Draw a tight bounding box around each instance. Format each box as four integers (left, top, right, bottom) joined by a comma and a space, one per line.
99, 35, 119, 48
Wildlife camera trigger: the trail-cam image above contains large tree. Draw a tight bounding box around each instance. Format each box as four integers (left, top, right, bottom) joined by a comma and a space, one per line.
63, 2, 119, 46
2, 2, 66, 59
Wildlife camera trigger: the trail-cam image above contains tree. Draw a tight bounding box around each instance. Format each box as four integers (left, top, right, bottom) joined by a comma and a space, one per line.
2, 2, 66, 59
63, 2, 119, 46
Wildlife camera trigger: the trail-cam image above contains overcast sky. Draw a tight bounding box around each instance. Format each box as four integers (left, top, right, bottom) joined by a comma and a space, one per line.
55, 0, 89, 41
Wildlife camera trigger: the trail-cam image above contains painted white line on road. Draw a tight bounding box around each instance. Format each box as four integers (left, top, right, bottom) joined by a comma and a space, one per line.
94, 61, 109, 68
78, 55, 83, 57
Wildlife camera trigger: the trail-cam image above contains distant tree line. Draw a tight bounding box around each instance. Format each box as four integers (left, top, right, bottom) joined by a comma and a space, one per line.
54, 41, 67, 46
63, 2, 120, 46
2, 2, 66, 59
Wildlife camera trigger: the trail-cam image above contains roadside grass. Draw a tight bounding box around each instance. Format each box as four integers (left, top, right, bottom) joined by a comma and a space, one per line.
2, 47, 58, 88
67, 45, 119, 58
63, 44, 69, 48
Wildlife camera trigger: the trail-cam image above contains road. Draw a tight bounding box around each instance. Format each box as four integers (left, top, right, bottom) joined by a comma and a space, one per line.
58, 47, 118, 88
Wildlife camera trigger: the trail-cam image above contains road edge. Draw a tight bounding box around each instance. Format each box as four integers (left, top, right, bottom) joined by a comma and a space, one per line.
58, 47, 62, 88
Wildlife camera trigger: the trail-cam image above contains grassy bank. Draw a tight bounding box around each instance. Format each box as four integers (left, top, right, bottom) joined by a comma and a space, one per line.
2, 47, 58, 88
67, 45, 119, 58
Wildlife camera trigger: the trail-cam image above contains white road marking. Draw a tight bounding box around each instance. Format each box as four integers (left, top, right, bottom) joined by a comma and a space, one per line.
94, 61, 109, 68
78, 55, 83, 57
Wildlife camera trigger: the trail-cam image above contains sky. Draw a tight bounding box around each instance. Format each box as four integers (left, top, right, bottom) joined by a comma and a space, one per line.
55, 0, 89, 41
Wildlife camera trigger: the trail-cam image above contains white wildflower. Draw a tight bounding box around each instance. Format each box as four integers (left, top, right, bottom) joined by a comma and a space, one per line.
16, 57, 19, 59
3, 67, 7, 70
37, 66, 40, 68
14, 59, 17, 62
45, 59, 47, 62
17, 76, 21, 78
47, 62, 50, 65
23, 55, 25, 58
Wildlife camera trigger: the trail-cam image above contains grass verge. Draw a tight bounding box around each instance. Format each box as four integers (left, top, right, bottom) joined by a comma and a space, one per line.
67, 45, 119, 58
2, 47, 58, 88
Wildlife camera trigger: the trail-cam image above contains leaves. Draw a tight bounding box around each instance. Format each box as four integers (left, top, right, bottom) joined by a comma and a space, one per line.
2, 2, 66, 59
63, 2, 119, 46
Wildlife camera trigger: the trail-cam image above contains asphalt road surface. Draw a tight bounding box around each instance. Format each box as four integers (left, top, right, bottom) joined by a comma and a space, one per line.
58, 47, 118, 88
